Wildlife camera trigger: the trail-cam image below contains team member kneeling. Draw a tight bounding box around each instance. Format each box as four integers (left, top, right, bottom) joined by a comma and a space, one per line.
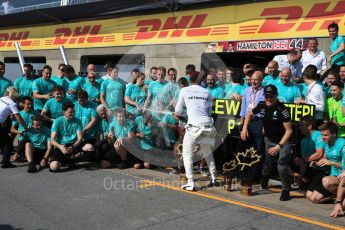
49, 101, 83, 172
24, 115, 52, 173
306, 122, 344, 203
329, 168, 345, 217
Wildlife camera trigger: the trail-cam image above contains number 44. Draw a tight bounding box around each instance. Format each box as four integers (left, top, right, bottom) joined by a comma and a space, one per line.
289, 38, 303, 49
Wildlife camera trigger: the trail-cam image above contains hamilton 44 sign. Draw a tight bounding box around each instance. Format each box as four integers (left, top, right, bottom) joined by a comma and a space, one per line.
208, 38, 309, 53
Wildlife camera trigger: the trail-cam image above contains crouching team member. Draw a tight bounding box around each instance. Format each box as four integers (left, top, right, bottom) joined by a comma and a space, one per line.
108, 109, 135, 169
289, 115, 324, 191
330, 170, 345, 217
175, 72, 217, 191
96, 104, 116, 169
24, 115, 52, 173
74, 90, 98, 161
49, 101, 83, 172
11, 96, 38, 161
307, 122, 344, 203
133, 110, 155, 169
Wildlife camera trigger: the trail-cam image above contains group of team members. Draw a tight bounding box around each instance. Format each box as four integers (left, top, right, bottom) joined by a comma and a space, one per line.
233, 22, 345, 216
0, 61, 196, 173
0, 22, 345, 216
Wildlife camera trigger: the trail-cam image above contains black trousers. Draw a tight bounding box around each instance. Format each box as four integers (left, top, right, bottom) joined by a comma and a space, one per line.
0, 126, 13, 164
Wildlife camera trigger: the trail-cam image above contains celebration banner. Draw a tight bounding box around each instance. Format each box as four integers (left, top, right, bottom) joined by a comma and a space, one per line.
0, 0, 344, 51
212, 99, 315, 135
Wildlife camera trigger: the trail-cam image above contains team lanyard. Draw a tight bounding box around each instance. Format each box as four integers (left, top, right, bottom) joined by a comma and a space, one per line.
250, 86, 262, 105
305, 81, 317, 99
331, 98, 342, 119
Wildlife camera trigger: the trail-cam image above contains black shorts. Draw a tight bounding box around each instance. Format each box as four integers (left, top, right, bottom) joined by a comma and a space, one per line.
81, 139, 96, 148
50, 144, 79, 164
100, 147, 120, 164
78, 139, 97, 162
33, 148, 47, 164
307, 172, 334, 197
17, 137, 29, 156
288, 159, 317, 179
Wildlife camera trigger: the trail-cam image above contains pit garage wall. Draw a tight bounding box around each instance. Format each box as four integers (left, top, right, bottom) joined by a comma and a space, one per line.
0, 36, 333, 79
0, 43, 207, 78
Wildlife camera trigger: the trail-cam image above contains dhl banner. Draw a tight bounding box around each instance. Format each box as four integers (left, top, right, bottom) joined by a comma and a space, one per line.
212, 100, 315, 136
0, 0, 344, 51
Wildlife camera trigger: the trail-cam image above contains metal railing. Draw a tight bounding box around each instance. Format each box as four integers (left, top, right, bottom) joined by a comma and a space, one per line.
0, 0, 101, 15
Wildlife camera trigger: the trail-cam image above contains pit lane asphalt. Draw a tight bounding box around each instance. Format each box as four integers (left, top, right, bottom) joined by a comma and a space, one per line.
0, 163, 338, 230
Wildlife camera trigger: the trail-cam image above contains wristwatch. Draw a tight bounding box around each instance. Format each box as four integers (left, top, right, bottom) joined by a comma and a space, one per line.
336, 200, 343, 204
278, 143, 283, 148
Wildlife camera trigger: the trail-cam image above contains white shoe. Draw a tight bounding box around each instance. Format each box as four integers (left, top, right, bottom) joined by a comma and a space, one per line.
181, 182, 196, 191
207, 178, 218, 187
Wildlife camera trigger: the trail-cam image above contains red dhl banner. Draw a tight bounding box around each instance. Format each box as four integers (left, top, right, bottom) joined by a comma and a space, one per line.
0, 0, 344, 51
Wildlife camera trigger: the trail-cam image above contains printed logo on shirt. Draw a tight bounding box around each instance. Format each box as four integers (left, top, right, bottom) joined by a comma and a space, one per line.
282, 109, 290, 119
187, 96, 208, 101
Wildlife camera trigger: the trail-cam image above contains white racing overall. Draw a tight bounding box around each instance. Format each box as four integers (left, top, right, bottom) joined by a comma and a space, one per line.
183, 121, 217, 184
175, 84, 217, 188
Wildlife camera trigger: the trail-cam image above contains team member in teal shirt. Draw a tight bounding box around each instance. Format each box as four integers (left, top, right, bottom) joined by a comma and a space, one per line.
144, 67, 157, 86
108, 109, 135, 169
133, 112, 155, 169
62, 65, 85, 103
184, 64, 197, 86
172, 77, 189, 109
49, 101, 83, 172
324, 70, 339, 98
135, 113, 155, 151
0, 61, 13, 97
215, 68, 231, 95
74, 90, 98, 142
206, 72, 224, 100
263, 60, 279, 86
14, 64, 34, 98
83, 71, 101, 104
11, 96, 38, 140
125, 73, 146, 116
24, 115, 52, 173
86, 64, 103, 84
144, 66, 168, 110
32, 65, 57, 111
100, 65, 126, 111
73, 91, 98, 162
97, 104, 119, 169
328, 22, 345, 66
306, 122, 344, 203
289, 116, 325, 190
276, 67, 301, 103
160, 112, 178, 148
225, 72, 245, 100
96, 105, 109, 144
41, 85, 68, 124
11, 96, 39, 160
242, 63, 255, 88
51, 63, 69, 94
164, 68, 180, 110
